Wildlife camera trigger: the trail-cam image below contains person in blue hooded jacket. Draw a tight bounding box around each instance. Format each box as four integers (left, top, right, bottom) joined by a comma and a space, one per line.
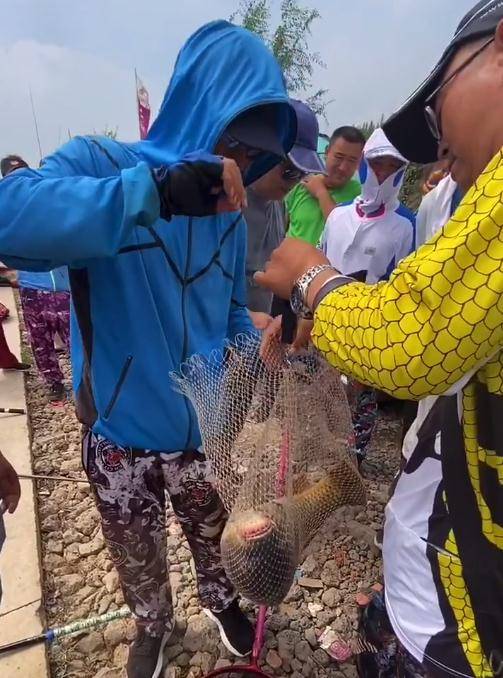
0, 21, 296, 678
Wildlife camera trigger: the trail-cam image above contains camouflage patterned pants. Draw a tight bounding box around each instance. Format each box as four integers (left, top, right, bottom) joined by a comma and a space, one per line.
82, 431, 236, 637
20, 288, 70, 386
356, 589, 427, 677
351, 385, 378, 464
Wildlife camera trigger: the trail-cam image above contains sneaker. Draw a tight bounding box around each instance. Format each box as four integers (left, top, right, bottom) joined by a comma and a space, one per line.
203, 599, 254, 657
48, 383, 66, 402
2, 361, 30, 372
126, 628, 169, 678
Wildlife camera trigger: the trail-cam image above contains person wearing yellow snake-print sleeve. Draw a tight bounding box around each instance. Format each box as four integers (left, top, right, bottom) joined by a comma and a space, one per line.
256, 3, 503, 677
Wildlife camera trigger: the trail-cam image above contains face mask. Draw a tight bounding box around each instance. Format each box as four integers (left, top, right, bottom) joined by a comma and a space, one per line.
356, 162, 406, 216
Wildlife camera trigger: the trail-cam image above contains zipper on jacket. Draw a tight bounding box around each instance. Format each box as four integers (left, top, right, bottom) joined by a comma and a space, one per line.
104, 355, 133, 419
181, 219, 193, 449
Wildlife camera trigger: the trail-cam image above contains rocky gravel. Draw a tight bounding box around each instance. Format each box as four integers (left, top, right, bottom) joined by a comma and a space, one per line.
25, 344, 402, 678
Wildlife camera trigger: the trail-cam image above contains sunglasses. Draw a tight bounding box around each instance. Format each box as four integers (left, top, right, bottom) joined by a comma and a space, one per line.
282, 164, 305, 182
424, 37, 494, 141
222, 134, 264, 160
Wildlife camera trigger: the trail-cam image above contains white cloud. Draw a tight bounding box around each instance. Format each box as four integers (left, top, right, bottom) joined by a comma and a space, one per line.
0, 40, 166, 166
0, 0, 477, 164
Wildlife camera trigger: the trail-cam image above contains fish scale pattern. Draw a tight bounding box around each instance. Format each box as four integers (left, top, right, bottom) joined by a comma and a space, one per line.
312, 150, 503, 401
312, 150, 503, 676
437, 529, 492, 676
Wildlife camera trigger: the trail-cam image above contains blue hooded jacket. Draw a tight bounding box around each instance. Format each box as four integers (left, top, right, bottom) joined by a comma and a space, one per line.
0, 21, 295, 451
18, 267, 70, 292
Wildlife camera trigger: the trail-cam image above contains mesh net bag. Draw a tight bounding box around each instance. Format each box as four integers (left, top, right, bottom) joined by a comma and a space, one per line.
172, 334, 366, 607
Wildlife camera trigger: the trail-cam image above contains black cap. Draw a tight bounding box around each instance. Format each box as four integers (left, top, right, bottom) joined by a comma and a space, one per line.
225, 104, 287, 159
383, 0, 503, 163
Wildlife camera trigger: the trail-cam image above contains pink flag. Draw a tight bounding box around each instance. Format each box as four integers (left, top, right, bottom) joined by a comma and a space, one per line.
135, 72, 151, 140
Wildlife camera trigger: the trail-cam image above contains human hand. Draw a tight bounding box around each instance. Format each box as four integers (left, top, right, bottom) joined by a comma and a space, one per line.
249, 311, 274, 331
254, 237, 331, 300
215, 158, 248, 213
302, 174, 328, 199
259, 315, 285, 369
0, 451, 21, 514
154, 153, 247, 220
291, 318, 314, 353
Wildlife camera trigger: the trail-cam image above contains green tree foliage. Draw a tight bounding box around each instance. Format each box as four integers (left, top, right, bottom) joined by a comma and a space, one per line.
400, 164, 423, 212
358, 117, 385, 141
232, 0, 329, 116
102, 126, 118, 139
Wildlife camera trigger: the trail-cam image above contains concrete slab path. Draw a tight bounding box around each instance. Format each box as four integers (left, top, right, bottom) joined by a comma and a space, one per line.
0, 287, 49, 677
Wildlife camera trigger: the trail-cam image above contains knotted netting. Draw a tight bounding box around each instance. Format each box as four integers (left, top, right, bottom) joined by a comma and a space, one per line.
172, 334, 365, 607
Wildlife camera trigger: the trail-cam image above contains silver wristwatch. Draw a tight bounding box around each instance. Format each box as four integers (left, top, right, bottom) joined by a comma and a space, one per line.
290, 265, 335, 319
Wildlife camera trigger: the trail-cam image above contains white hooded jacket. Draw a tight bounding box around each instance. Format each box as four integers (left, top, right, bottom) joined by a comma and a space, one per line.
416, 175, 459, 247
321, 128, 416, 283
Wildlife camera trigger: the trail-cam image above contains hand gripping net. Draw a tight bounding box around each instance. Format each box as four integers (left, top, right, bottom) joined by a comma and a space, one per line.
172, 335, 365, 608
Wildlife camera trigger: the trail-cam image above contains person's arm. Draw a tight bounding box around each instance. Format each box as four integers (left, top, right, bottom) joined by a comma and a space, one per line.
0, 138, 160, 270
0, 138, 246, 271
317, 189, 338, 221
256, 159, 503, 401
0, 450, 20, 514
249, 311, 273, 331
310, 197, 503, 400
228, 218, 257, 341
302, 175, 337, 221
292, 318, 314, 351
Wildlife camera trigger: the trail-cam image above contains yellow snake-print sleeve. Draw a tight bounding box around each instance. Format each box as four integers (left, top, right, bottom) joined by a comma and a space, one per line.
312, 152, 503, 400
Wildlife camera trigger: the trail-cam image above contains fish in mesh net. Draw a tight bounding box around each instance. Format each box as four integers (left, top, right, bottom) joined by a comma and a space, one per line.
172, 334, 365, 606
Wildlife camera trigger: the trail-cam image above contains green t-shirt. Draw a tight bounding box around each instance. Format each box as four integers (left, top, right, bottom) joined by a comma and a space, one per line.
285, 179, 361, 246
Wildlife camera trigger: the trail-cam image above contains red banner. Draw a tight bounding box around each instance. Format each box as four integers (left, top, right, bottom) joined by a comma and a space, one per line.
135, 73, 151, 140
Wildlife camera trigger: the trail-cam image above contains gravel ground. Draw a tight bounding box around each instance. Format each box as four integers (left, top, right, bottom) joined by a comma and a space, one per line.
25, 346, 402, 678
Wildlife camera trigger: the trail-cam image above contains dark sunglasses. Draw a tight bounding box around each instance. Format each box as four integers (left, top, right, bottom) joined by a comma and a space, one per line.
424, 37, 494, 141
282, 164, 305, 182
222, 134, 264, 160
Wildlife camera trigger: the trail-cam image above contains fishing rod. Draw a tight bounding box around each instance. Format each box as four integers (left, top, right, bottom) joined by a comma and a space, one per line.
0, 407, 26, 415
0, 607, 130, 654
18, 473, 89, 485
28, 87, 43, 162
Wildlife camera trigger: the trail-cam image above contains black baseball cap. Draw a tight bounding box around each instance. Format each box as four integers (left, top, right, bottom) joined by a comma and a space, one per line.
383, 0, 503, 163
225, 104, 288, 159
288, 99, 326, 174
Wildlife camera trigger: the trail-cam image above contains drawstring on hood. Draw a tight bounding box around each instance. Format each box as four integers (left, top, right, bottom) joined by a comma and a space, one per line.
357, 128, 408, 217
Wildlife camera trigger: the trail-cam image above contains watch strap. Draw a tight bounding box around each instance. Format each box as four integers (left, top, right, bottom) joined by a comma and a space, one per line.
312, 275, 357, 311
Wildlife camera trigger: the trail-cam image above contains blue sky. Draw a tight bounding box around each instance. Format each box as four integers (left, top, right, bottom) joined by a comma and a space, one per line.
1, 0, 475, 165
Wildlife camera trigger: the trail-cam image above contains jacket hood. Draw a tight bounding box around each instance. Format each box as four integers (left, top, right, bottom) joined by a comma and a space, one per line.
358, 128, 408, 216
140, 20, 296, 184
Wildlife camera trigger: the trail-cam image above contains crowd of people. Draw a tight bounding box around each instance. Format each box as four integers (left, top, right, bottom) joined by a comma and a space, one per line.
0, 0, 502, 677
0, 155, 71, 399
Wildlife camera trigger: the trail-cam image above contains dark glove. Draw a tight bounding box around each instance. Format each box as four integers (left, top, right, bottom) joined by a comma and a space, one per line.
153, 151, 224, 220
